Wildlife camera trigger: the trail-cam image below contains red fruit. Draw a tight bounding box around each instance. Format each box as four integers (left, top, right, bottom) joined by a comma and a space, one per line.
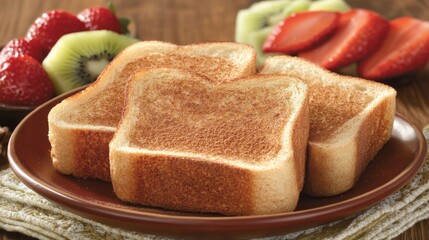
299, 9, 390, 71
0, 38, 46, 62
77, 6, 122, 33
263, 11, 340, 54
358, 17, 429, 81
0, 56, 53, 106
25, 10, 87, 54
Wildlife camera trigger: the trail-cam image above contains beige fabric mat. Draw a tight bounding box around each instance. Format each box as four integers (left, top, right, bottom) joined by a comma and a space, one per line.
0, 125, 429, 240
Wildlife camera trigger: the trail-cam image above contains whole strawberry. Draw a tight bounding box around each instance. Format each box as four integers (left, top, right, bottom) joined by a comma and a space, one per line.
77, 6, 123, 34
25, 10, 87, 54
0, 38, 46, 62
0, 56, 53, 106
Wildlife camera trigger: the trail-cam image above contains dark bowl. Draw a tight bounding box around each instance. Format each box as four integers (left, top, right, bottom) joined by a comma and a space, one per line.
0, 103, 35, 129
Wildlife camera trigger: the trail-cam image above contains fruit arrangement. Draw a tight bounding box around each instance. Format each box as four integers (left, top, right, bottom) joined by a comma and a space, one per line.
235, 0, 352, 65
0, 5, 138, 107
235, 0, 429, 81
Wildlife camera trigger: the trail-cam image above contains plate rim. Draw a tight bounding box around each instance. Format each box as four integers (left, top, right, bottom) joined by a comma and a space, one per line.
6, 88, 428, 238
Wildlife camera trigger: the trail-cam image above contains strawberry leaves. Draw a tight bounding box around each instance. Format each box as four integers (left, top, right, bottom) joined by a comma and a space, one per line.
107, 2, 130, 35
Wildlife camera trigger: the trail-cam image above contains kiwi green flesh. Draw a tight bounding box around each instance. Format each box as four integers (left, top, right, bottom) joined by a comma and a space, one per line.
267, 0, 311, 26
235, 0, 312, 66
248, 26, 276, 66
235, 0, 291, 43
309, 0, 351, 12
42, 30, 139, 94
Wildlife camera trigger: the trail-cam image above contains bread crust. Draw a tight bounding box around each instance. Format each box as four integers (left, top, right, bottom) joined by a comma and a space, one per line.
251, 88, 309, 214
304, 97, 395, 195
111, 151, 254, 215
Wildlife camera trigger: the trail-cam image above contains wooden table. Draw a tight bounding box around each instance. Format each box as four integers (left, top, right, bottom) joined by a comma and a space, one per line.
0, 0, 428, 239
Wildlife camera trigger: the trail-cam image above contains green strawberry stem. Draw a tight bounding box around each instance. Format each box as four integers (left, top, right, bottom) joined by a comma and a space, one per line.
108, 2, 130, 35
119, 18, 130, 35
107, 2, 117, 14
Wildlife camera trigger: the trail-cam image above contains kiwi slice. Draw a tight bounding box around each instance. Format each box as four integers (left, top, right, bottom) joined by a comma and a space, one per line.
42, 30, 139, 94
235, 0, 291, 43
308, 0, 351, 12
249, 0, 292, 12
235, 0, 317, 66
249, 26, 276, 66
267, 0, 311, 26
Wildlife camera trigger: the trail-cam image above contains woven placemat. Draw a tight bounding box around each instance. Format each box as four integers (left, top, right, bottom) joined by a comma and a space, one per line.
0, 126, 428, 240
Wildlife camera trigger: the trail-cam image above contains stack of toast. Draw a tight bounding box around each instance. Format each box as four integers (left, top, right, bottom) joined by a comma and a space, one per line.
48, 41, 396, 215
48, 41, 256, 182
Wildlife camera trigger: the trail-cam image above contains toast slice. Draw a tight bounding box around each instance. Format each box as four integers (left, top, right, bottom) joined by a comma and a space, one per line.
260, 56, 396, 196
109, 68, 309, 215
48, 41, 256, 181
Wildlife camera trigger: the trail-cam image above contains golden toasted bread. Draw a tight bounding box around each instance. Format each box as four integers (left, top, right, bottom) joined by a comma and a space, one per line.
48, 41, 256, 181
109, 68, 309, 215
260, 55, 396, 196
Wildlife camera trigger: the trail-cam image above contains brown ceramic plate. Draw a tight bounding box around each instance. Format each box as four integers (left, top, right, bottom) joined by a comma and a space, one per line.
7, 87, 427, 239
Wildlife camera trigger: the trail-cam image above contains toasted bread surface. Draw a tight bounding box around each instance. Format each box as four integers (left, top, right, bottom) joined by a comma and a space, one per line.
48, 41, 256, 181
260, 56, 396, 196
110, 68, 309, 215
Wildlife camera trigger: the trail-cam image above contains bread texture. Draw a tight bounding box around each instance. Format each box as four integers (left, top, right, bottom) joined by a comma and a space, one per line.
260, 56, 396, 196
109, 68, 309, 215
48, 41, 256, 181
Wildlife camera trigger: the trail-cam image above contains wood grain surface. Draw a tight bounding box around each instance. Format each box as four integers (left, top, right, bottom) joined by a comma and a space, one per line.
0, 0, 428, 239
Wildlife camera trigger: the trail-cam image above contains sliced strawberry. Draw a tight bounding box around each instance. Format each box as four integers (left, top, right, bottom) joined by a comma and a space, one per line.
263, 11, 340, 54
0, 56, 53, 106
77, 6, 122, 33
0, 38, 46, 62
299, 9, 389, 71
25, 10, 87, 54
358, 17, 429, 81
